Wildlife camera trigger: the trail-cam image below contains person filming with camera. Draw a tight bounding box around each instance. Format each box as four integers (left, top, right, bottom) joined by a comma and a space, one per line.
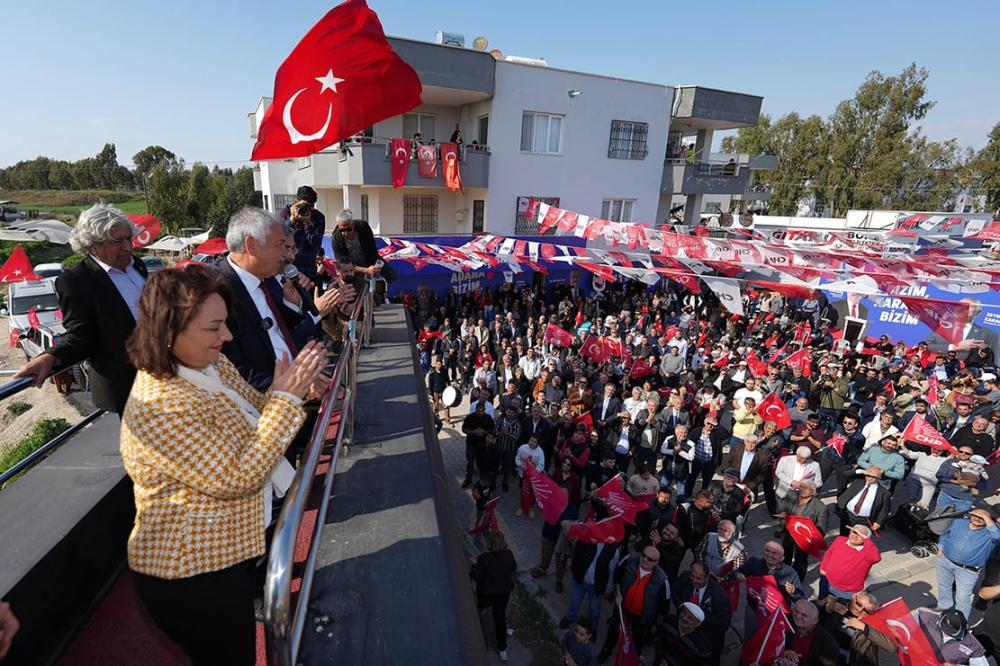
279, 185, 326, 281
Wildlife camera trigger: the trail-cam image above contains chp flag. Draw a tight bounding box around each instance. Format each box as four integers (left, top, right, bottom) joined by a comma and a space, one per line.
899, 296, 974, 346
739, 607, 792, 666
544, 323, 575, 348
128, 214, 161, 249
250, 0, 422, 160
468, 495, 500, 535
701, 276, 744, 316
901, 414, 958, 453
593, 476, 649, 524
565, 514, 626, 544
523, 465, 569, 525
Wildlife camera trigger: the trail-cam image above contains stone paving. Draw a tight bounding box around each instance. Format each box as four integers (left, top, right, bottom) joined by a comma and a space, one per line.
435, 394, 999, 665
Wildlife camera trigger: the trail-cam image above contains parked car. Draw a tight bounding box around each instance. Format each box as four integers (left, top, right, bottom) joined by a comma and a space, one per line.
141, 256, 167, 273
33, 263, 64, 279
3, 279, 61, 333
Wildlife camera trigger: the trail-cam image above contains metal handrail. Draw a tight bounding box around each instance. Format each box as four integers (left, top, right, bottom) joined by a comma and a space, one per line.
264, 283, 370, 666
0, 365, 107, 488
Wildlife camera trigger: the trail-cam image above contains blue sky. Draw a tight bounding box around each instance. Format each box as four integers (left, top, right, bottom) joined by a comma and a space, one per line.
1, 0, 996, 170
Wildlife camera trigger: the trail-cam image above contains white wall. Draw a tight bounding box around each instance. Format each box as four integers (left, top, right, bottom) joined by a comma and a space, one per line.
485, 62, 672, 235
370, 186, 487, 236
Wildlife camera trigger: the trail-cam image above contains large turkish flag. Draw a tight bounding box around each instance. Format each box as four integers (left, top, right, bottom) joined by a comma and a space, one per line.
785, 515, 827, 559
416, 143, 437, 179
390, 138, 410, 188
251, 0, 422, 160
756, 392, 792, 430
441, 142, 463, 192
862, 599, 938, 666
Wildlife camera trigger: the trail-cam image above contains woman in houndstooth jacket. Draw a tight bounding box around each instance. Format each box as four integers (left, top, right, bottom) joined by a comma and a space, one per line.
120, 265, 324, 665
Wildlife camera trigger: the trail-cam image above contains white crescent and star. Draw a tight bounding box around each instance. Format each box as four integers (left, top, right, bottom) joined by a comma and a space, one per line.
791, 522, 812, 538
886, 619, 911, 644
394, 146, 409, 163
282, 68, 345, 145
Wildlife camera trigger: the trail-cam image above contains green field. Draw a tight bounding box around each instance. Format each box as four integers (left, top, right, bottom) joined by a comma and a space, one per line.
0, 189, 146, 217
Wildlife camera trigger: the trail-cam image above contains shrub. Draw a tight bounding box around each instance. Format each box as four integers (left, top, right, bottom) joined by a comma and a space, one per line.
0, 417, 71, 475
6, 401, 32, 417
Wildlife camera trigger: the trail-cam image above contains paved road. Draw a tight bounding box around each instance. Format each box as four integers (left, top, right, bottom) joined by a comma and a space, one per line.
436, 394, 1000, 665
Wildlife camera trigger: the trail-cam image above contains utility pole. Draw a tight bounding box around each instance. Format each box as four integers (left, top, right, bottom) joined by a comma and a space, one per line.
141, 174, 149, 214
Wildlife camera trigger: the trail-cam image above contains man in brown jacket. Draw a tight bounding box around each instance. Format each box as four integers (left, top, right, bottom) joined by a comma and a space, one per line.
818, 591, 895, 665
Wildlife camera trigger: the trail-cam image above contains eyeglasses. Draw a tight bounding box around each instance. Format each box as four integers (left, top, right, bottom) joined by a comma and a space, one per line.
640, 553, 660, 563
958, 451, 973, 456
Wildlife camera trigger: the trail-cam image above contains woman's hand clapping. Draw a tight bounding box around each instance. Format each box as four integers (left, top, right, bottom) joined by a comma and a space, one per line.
272, 341, 326, 399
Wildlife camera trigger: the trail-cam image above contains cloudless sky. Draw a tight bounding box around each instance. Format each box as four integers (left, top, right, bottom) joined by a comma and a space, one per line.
1, 0, 996, 170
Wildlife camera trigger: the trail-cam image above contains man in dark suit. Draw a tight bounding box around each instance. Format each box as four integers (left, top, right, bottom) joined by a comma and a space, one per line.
590, 383, 622, 437
672, 560, 732, 657
836, 471, 890, 536
831, 293, 869, 329
218, 207, 349, 391
15, 203, 148, 414
923, 298, 1000, 360
330, 211, 387, 280
721, 433, 772, 495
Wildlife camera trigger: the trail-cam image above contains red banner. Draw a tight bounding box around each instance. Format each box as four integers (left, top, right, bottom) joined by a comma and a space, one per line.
544, 323, 574, 348
899, 296, 973, 346
756, 392, 792, 430
128, 214, 161, 249
901, 414, 957, 453
580, 335, 609, 363
440, 142, 462, 192
861, 598, 938, 666
468, 495, 500, 535
593, 476, 649, 525
524, 465, 569, 525
416, 143, 437, 179
390, 137, 410, 188
0, 245, 39, 283
785, 515, 828, 559
566, 514, 625, 544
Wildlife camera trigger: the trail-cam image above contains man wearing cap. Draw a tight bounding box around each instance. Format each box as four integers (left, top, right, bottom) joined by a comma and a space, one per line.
775, 446, 824, 500
836, 469, 890, 536
652, 602, 713, 665
597, 544, 670, 662
819, 525, 881, 600
778, 479, 828, 581
935, 506, 1000, 620
917, 608, 990, 666
671, 560, 731, 660
707, 467, 748, 525
854, 434, 906, 490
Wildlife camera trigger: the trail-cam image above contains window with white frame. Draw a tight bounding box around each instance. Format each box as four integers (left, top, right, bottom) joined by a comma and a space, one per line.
607, 120, 649, 160
520, 112, 563, 154
403, 113, 436, 141
601, 198, 634, 223
403, 195, 438, 233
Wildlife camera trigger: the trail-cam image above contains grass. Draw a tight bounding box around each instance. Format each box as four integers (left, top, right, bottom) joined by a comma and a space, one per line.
0, 189, 146, 217
0, 417, 71, 478
6, 401, 32, 417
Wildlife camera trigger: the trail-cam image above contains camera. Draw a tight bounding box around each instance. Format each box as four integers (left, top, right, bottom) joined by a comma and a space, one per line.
295, 202, 312, 216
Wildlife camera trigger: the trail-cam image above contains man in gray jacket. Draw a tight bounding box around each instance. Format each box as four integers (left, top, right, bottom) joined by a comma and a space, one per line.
659, 345, 685, 388
778, 480, 828, 581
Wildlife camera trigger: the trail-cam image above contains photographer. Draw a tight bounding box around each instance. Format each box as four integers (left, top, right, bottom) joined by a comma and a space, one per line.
279, 185, 326, 281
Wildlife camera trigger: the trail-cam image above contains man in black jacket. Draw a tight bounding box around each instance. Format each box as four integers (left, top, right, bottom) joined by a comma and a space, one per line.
685, 418, 726, 498
672, 560, 732, 658
330, 210, 385, 280
836, 471, 890, 536
598, 545, 670, 661
558, 539, 622, 633
15, 203, 148, 414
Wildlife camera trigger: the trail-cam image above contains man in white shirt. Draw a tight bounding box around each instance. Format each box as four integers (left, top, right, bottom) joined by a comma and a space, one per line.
518, 346, 542, 380
774, 446, 823, 499
734, 377, 764, 408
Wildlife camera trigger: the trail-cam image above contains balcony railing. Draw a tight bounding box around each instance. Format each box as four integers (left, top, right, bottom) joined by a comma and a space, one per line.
664, 158, 743, 177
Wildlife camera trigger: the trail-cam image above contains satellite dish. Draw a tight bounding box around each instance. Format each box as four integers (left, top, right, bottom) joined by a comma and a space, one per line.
489, 48, 504, 59
472, 36, 489, 51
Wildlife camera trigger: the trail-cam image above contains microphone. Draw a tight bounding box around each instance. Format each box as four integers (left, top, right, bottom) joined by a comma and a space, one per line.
282, 263, 318, 316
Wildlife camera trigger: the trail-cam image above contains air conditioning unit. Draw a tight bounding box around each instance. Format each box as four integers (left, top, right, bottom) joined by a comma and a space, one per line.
435, 31, 465, 47
504, 55, 548, 67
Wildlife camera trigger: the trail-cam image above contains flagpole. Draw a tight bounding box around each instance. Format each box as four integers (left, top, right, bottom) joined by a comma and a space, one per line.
756, 607, 780, 665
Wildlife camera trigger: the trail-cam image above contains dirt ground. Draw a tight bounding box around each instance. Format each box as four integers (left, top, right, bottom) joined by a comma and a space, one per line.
0, 317, 93, 457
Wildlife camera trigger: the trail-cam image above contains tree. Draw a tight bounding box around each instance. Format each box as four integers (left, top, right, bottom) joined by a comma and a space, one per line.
968, 122, 1000, 214
206, 167, 261, 238
185, 164, 213, 225
146, 161, 190, 232
131, 145, 177, 183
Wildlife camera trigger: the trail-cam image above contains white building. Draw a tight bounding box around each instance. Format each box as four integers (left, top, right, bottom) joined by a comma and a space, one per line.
249, 36, 774, 236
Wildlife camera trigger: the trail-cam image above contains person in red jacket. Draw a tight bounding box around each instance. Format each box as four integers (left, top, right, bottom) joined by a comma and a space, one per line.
818, 525, 881, 600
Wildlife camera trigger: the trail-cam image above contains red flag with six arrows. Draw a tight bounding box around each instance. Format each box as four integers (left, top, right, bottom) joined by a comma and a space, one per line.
901, 414, 957, 453
524, 465, 569, 525
593, 476, 649, 524
566, 514, 626, 544
468, 495, 501, 535
544, 323, 574, 348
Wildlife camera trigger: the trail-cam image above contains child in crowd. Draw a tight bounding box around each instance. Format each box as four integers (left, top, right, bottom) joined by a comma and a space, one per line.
957, 454, 990, 495
561, 618, 597, 665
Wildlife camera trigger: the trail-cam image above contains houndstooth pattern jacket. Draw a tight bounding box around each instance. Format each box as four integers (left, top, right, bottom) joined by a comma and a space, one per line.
120, 354, 306, 579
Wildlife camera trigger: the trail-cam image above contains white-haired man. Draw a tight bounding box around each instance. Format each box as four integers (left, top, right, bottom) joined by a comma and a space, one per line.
15, 203, 147, 414
775, 446, 824, 500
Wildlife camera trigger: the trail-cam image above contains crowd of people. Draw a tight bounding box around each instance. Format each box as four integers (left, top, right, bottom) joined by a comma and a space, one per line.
4, 189, 381, 664
413, 275, 1000, 665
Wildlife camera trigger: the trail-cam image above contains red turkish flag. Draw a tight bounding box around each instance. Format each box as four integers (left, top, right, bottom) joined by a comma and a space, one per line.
27, 307, 40, 330
785, 515, 827, 559
390, 137, 410, 187
468, 495, 501, 535
901, 414, 957, 453
603, 338, 624, 359
9, 327, 20, 349
739, 608, 792, 666
193, 237, 228, 256
712, 352, 731, 368
416, 143, 437, 178
764, 332, 780, 348
128, 214, 161, 248
630, 357, 656, 379
524, 465, 569, 525
441, 142, 462, 192
250, 0, 422, 160
883, 380, 896, 400
567, 514, 626, 544
574, 306, 585, 329
861, 599, 938, 666
0, 245, 39, 283
580, 335, 609, 363
899, 296, 974, 346
593, 476, 649, 525
784, 347, 812, 377
756, 392, 792, 430
927, 374, 940, 404
544, 323, 574, 348
746, 349, 768, 378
